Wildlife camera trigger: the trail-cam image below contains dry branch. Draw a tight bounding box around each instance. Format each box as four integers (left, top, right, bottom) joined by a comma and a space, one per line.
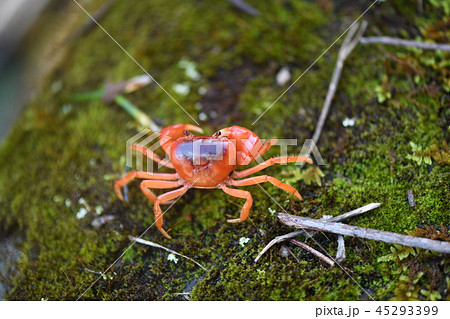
360, 36, 450, 52
301, 21, 367, 165
277, 213, 450, 254
254, 203, 380, 262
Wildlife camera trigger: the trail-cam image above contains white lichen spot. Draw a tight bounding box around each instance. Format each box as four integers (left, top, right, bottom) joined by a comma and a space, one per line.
76, 208, 88, 219
199, 112, 208, 121
276, 66, 291, 86
95, 205, 104, 215
78, 197, 90, 211
198, 86, 207, 95
89, 158, 96, 166
342, 117, 355, 127
239, 237, 250, 247
173, 83, 190, 95
61, 103, 72, 115
53, 195, 62, 202
210, 111, 217, 119
51, 80, 62, 93
65, 199, 71, 207
40, 297, 48, 301
167, 253, 179, 264
178, 59, 201, 81
185, 67, 201, 81
268, 207, 277, 215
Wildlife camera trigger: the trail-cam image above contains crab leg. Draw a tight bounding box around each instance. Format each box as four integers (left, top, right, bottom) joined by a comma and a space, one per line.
221, 186, 253, 223
159, 124, 203, 153
231, 156, 312, 179
227, 175, 302, 200
139, 179, 183, 205
153, 185, 189, 238
254, 138, 278, 160
114, 171, 178, 201
133, 145, 174, 168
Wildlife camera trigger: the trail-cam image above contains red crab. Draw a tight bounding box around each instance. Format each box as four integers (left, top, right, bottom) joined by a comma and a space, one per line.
115, 124, 312, 238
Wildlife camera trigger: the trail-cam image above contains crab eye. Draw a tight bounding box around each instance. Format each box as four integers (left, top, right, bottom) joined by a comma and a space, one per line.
212, 131, 221, 138
184, 130, 193, 138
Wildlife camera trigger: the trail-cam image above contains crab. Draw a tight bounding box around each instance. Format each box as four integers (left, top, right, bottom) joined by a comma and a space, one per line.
115, 124, 312, 238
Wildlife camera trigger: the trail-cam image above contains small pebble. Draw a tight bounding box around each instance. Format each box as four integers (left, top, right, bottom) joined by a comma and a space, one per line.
336, 235, 346, 263
276, 66, 291, 86
407, 190, 415, 207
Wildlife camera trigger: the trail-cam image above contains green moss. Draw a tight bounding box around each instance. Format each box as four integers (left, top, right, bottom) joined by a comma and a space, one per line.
0, 0, 448, 300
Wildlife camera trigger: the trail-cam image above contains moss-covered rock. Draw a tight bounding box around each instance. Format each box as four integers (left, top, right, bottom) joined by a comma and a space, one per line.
0, 0, 448, 300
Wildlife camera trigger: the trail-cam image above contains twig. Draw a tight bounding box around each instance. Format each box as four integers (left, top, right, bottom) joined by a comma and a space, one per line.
129, 235, 207, 271
360, 36, 450, 52
286, 246, 300, 263
228, 0, 260, 16
254, 203, 380, 262
301, 21, 367, 166
291, 239, 335, 266
277, 214, 450, 254
331, 203, 382, 222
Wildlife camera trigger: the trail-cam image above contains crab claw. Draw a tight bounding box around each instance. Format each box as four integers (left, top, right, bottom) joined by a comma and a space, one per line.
215, 126, 263, 166
159, 124, 203, 153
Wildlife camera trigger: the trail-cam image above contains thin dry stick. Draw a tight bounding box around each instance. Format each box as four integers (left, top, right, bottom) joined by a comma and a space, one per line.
228, 0, 260, 16
129, 236, 207, 271
301, 21, 368, 166
254, 203, 380, 262
291, 239, 335, 266
360, 36, 450, 52
277, 214, 450, 254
